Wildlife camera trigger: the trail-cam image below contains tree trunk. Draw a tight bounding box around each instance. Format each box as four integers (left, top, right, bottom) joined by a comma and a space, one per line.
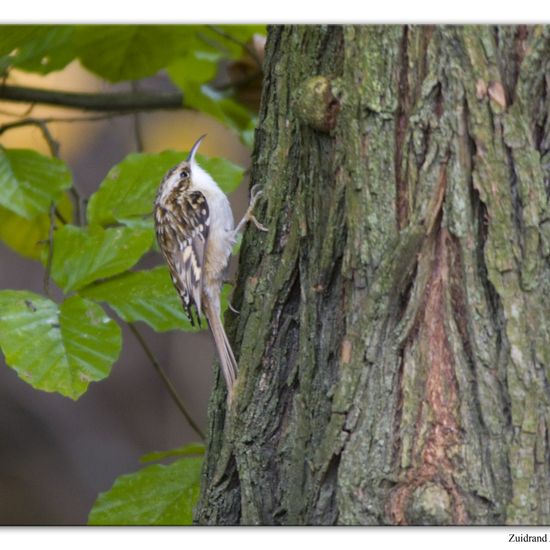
195, 25, 550, 525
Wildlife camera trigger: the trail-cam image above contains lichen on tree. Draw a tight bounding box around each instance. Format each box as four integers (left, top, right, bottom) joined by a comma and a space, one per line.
196, 25, 550, 526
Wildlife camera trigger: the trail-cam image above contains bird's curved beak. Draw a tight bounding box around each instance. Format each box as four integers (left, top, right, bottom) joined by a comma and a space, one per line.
186, 134, 207, 163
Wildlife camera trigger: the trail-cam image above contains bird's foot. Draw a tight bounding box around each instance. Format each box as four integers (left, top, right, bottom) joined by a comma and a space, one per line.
235, 185, 268, 235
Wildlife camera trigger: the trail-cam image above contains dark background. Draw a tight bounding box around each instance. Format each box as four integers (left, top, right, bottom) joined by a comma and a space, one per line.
0, 64, 249, 524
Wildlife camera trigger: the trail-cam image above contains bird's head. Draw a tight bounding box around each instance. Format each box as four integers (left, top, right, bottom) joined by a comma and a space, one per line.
177, 133, 206, 184
157, 134, 207, 202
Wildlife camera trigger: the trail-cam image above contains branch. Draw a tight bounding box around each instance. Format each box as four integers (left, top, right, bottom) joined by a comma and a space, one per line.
0, 103, 35, 117
0, 84, 184, 112
1, 112, 134, 124
43, 202, 56, 299
0, 117, 60, 157
131, 82, 146, 152
128, 323, 206, 441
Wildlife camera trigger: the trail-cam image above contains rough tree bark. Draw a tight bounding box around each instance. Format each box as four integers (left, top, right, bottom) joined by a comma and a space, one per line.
195, 25, 550, 525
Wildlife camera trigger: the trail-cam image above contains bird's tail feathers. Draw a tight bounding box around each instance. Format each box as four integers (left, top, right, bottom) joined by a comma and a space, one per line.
204, 298, 238, 400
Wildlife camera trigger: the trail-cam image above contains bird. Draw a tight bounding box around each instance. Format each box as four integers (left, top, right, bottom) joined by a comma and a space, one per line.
154, 134, 266, 401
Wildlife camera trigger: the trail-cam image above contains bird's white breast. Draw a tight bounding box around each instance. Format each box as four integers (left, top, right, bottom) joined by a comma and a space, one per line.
191, 162, 235, 292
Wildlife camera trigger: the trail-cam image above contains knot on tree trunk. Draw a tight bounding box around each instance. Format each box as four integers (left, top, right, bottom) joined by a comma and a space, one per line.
293, 75, 340, 133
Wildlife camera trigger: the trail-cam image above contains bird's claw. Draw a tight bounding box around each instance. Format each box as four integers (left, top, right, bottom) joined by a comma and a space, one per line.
228, 301, 240, 315
247, 185, 267, 232
249, 214, 268, 232
250, 184, 263, 206
234, 185, 268, 235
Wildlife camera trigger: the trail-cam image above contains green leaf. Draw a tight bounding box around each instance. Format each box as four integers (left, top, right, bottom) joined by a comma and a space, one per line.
0, 25, 75, 74
168, 58, 257, 139
87, 150, 244, 227
0, 25, 39, 55
0, 25, 41, 73
88, 457, 203, 525
72, 24, 265, 82
87, 150, 183, 227
49, 224, 153, 292
80, 266, 197, 332
0, 25, 76, 75
0, 291, 121, 400
166, 25, 266, 141
219, 282, 233, 317
175, 50, 219, 83
81, 270, 234, 333
0, 206, 50, 259
0, 147, 72, 219
73, 25, 197, 82
0, 192, 73, 260
140, 443, 205, 464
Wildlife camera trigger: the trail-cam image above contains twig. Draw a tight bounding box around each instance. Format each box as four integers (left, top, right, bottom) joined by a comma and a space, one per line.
0, 117, 60, 157
43, 202, 56, 299
1, 112, 134, 125
131, 82, 145, 152
207, 25, 263, 70
128, 323, 206, 441
71, 187, 84, 226
47, 112, 129, 123
36, 119, 60, 157
0, 84, 184, 112
54, 207, 67, 225
0, 103, 36, 117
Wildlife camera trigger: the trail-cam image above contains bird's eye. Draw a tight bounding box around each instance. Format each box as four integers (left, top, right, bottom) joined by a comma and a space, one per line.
180, 169, 190, 179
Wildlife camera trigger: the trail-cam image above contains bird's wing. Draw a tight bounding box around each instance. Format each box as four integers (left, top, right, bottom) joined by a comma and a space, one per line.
157, 190, 210, 326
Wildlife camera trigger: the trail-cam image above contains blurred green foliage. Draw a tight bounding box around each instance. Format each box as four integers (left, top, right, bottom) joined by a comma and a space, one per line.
0, 24, 266, 525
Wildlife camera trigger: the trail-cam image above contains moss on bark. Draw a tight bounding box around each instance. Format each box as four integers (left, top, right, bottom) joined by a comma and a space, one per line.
195, 25, 550, 525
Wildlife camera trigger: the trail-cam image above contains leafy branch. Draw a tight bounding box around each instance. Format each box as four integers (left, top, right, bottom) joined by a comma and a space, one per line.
0, 73, 261, 114
123, 99, 205, 441
0, 23, 265, 525
0, 117, 77, 224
